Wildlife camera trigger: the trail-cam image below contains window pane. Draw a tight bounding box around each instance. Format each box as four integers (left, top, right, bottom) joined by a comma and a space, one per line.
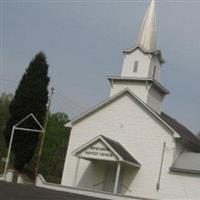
133, 61, 139, 72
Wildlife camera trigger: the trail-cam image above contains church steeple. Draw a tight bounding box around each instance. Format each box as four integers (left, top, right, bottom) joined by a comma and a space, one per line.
137, 0, 156, 51
109, 0, 169, 114
121, 0, 163, 81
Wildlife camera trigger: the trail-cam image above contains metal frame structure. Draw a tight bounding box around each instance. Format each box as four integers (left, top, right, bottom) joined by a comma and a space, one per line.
3, 113, 44, 180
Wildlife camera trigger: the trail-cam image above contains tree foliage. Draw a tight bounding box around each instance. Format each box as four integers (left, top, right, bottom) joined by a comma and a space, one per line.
39, 112, 71, 183
3, 52, 50, 170
0, 93, 13, 159
197, 131, 200, 139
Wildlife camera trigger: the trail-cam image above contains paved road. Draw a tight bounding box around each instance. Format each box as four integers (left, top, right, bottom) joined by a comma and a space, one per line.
0, 181, 109, 200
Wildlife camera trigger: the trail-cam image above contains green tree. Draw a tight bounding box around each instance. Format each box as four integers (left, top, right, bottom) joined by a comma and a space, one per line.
40, 112, 70, 183
0, 93, 13, 159
197, 131, 200, 139
3, 52, 50, 170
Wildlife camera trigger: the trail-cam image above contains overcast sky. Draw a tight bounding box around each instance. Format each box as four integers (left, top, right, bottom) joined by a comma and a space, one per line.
1, 0, 200, 133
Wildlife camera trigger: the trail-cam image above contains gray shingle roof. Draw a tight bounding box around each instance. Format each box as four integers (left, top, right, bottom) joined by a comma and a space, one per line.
160, 112, 200, 152
101, 135, 141, 166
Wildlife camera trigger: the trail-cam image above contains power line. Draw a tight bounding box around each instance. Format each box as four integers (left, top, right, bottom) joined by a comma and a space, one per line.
51, 87, 121, 128
53, 87, 87, 111
0, 78, 88, 113
0, 77, 103, 125
0, 78, 18, 88
0, 78, 18, 84
53, 87, 120, 126
53, 93, 84, 114
0, 79, 136, 129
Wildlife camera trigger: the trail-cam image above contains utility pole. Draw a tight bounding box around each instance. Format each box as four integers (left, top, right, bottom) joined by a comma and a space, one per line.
34, 87, 54, 182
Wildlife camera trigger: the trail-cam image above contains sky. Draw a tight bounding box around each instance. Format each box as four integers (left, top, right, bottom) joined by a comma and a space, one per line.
0, 0, 200, 133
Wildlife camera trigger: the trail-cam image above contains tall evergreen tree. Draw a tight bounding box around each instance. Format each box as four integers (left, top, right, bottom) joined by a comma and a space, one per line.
3, 52, 50, 170
0, 93, 13, 159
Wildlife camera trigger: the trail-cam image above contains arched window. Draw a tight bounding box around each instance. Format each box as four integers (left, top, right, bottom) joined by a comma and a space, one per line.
133, 61, 139, 73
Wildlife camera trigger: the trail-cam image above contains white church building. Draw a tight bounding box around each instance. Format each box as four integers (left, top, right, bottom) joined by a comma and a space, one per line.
61, 1, 200, 199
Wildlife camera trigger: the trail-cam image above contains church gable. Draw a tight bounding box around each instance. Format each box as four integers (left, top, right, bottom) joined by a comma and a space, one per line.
72, 136, 118, 162
66, 88, 176, 164
66, 89, 175, 138
72, 135, 141, 167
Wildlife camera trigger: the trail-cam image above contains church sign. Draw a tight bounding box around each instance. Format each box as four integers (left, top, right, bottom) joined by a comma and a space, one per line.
77, 140, 117, 161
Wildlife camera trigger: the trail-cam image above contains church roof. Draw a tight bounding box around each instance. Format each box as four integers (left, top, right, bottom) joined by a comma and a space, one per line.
107, 76, 169, 94
101, 135, 141, 166
123, 0, 165, 64
160, 112, 200, 152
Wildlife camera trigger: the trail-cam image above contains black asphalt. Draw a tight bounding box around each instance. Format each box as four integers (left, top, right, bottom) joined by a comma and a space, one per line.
0, 181, 109, 200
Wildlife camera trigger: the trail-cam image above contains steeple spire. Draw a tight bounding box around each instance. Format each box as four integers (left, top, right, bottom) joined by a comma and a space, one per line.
137, 0, 156, 51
